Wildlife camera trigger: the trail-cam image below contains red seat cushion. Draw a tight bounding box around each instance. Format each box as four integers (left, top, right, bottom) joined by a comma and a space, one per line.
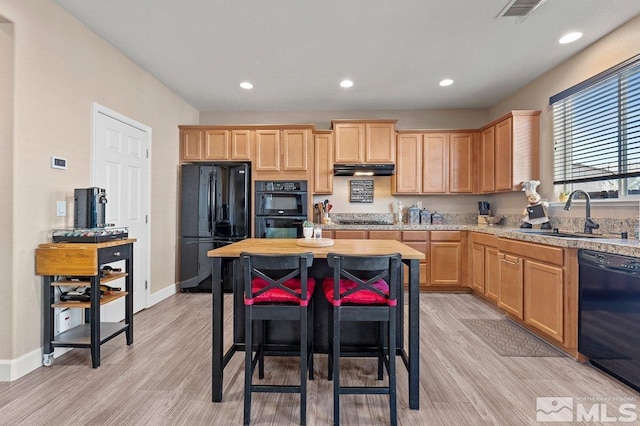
322, 277, 390, 306
246, 278, 315, 306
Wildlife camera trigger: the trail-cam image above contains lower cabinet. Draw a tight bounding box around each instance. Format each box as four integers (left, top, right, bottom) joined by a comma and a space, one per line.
430, 231, 466, 286
524, 260, 564, 342
470, 233, 498, 302
496, 237, 568, 346
497, 252, 524, 319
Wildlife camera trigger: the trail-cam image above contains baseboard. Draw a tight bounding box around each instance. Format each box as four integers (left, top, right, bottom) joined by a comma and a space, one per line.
0, 347, 42, 382
0, 283, 177, 382
149, 282, 177, 307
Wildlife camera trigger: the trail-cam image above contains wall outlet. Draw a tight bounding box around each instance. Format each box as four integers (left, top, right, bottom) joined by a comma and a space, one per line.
56, 201, 66, 217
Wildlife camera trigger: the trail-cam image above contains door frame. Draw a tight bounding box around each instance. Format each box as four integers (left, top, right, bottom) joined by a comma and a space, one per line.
91, 102, 152, 311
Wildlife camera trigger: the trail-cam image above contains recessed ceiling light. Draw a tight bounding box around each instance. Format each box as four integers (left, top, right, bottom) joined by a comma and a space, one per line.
559, 32, 583, 44
340, 79, 354, 88
240, 81, 253, 89
439, 79, 454, 87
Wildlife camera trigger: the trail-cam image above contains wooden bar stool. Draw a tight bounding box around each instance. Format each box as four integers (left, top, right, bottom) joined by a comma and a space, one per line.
240, 252, 315, 425
323, 252, 401, 426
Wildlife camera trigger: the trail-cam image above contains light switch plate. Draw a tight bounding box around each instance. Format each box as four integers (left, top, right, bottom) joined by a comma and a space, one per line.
56, 201, 66, 217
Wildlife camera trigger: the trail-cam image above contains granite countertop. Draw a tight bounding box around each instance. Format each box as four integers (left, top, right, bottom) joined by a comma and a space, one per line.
323, 222, 640, 258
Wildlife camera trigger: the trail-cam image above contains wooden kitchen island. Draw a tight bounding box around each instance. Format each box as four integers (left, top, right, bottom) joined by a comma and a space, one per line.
207, 238, 425, 410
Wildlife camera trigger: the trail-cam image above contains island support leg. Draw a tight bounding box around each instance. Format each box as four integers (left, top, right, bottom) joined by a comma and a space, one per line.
212, 257, 223, 402
408, 258, 420, 409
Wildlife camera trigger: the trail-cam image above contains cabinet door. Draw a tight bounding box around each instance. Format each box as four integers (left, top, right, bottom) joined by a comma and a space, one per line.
230, 130, 251, 160
495, 117, 513, 191
181, 129, 203, 161
422, 133, 448, 193
365, 122, 395, 163
498, 253, 523, 319
449, 133, 474, 193
479, 126, 495, 193
430, 242, 462, 285
524, 260, 564, 342
485, 247, 499, 302
471, 242, 485, 293
282, 129, 308, 171
313, 132, 333, 194
334, 123, 364, 163
203, 129, 230, 160
255, 130, 281, 171
395, 134, 422, 193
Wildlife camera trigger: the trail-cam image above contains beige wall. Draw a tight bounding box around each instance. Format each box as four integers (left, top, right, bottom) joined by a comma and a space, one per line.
0, 21, 14, 363
199, 109, 490, 130
489, 14, 640, 218
0, 0, 198, 370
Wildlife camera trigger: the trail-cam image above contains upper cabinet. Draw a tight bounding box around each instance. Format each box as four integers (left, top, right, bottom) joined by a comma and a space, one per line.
332, 120, 396, 164
179, 127, 251, 161
313, 131, 334, 194
478, 111, 540, 193
394, 131, 474, 194
254, 127, 311, 179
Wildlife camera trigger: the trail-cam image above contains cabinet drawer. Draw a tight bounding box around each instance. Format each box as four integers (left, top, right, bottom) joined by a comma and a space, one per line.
470, 232, 497, 246
334, 230, 367, 239
497, 238, 564, 266
369, 230, 401, 240
402, 230, 428, 241
98, 244, 132, 264
430, 230, 461, 242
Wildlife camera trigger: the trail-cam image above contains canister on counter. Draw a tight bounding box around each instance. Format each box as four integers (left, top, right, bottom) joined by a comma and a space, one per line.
431, 211, 443, 224
420, 209, 431, 224
408, 205, 421, 224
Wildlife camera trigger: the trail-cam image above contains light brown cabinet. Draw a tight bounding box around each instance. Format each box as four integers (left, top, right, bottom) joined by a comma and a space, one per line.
394, 132, 473, 194
497, 252, 524, 319
313, 131, 333, 194
469, 232, 498, 302
254, 128, 311, 179
496, 238, 570, 346
478, 111, 540, 193
401, 230, 429, 290
332, 120, 396, 164
430, 231, 466, 286
179, 128, 251, 161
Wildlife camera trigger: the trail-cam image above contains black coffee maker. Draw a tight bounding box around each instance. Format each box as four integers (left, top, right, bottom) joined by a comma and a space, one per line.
478, 201, 491, 216
74, 187, 108, 228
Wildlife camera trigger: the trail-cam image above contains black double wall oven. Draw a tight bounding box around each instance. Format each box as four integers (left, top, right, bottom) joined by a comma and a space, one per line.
255, 180, 308, 238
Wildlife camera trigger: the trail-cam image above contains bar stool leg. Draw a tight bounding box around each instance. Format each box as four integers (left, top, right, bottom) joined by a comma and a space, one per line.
332, 307, 341, 425
244, 304, 253, 425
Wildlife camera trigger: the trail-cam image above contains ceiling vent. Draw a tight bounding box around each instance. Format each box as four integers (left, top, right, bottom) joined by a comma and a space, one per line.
497, 0, 547, 23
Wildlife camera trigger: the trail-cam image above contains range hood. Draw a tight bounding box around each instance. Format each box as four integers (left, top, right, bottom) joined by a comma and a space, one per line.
333, 163, 395, 176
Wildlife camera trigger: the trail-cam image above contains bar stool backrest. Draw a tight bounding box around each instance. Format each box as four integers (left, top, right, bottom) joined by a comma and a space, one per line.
241, 252, 314, 306
326, 253, 401, 306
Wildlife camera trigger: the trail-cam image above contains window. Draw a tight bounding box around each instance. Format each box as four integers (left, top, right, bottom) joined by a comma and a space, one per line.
551, 55, 640, 199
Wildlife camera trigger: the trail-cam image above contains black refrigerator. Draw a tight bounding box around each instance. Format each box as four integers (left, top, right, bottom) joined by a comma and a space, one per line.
179, 162, 250, 292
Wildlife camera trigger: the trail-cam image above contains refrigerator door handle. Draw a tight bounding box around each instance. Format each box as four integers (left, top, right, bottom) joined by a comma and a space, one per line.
208, 169, 214, 234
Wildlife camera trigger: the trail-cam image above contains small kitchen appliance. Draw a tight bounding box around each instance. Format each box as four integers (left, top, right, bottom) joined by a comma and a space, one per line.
478, 201, 491, 224
74, 187, 108, 228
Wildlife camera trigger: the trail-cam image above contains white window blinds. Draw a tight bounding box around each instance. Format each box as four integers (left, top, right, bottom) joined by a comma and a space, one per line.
551, 55, 640, 185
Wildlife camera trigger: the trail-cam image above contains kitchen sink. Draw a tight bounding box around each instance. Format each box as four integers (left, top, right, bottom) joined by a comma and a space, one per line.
515, 229, 610, 239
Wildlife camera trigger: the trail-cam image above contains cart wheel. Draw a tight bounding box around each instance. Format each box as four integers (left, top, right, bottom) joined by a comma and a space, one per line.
42, 354, 54, 367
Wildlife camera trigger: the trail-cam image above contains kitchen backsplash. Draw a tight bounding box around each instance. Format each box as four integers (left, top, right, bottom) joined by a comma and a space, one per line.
324, 212, 639, 236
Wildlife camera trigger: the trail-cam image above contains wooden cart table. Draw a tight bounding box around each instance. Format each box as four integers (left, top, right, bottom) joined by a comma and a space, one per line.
36, 239, 136, 368
207, 238, 424, 410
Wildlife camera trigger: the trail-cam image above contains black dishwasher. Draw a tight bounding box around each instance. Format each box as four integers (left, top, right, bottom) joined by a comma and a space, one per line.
578, 249, 640, 392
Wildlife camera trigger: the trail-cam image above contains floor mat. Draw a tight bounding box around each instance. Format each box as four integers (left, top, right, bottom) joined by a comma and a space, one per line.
461, 319, 565, 357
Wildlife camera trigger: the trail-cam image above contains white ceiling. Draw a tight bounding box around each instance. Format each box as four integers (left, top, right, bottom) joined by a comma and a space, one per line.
52, 0, 640, 112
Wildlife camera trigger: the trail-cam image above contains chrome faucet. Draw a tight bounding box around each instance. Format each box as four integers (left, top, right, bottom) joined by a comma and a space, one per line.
564, 190, 600, 234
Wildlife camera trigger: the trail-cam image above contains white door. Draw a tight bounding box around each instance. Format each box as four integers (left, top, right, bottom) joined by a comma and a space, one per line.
92, 103, 150, 320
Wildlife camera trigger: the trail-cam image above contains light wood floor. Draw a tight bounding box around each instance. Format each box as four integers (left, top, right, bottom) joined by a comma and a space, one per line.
0, 292, 638, 425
